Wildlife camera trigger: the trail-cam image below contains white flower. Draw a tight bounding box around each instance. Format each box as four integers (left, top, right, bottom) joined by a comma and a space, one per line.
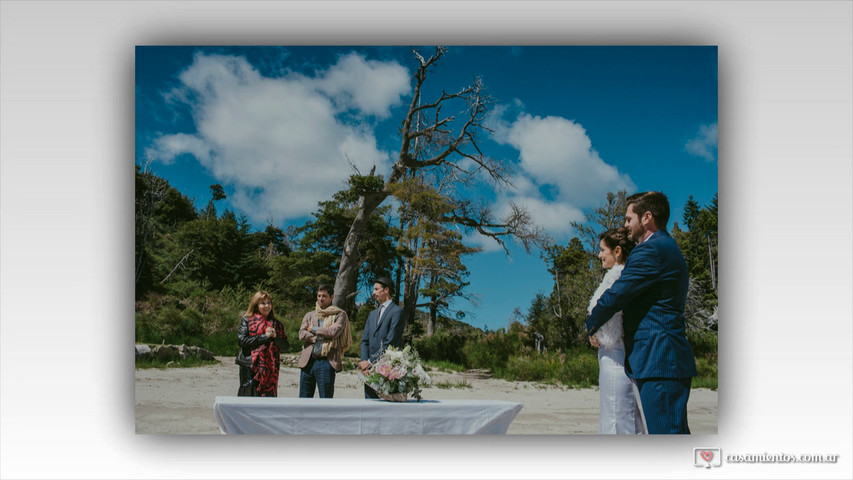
413, 364, 431, 385
386, 346, 405, 361
364, 345, 431, 400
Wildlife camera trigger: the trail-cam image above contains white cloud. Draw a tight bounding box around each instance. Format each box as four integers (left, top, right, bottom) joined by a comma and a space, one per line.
147, 133, 211, 165
506, 173, 538, 196
145, 52, 411, 223
504, 195, 585, 237
500, 112, 634, 206
462, 231, 505, 253
316, 52, 411, 118
685, 123, 718, 162
489, 104, 635, 240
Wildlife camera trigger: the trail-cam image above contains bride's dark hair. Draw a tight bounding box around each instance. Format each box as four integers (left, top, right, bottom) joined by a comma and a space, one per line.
599, 227, 636, 264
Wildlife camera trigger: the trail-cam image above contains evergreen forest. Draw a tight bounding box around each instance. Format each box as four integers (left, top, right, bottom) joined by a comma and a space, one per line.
135, 165, 718, 389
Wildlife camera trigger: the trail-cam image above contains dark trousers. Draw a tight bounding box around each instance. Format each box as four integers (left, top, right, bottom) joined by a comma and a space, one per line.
364, 384, 380, 399
636, 377, 692, 434
299, 358, 336, 398
237, 365, 258, 397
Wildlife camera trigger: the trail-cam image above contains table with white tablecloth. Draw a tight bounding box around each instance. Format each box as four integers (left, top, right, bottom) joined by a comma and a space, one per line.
213, 396, 523, 435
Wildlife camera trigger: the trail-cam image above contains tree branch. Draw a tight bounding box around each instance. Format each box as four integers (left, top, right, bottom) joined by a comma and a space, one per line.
160, 249, 194, 284
445, 202, 543, 257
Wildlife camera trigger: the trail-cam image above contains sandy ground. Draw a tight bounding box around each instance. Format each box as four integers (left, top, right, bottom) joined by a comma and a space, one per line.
135, 356, 718, 435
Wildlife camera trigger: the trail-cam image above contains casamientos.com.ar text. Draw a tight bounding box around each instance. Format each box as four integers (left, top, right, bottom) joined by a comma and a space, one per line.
726, 453, 839, 464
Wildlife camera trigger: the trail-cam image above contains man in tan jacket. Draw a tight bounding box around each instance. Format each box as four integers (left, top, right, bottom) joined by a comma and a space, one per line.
298, 285, 352, 398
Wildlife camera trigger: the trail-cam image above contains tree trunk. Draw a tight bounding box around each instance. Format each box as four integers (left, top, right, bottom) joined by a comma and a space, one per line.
401, 213, 422, 332
394, 215, 407, 305
427, 297, 437, 337
393, 260, 402, 305
333, 191, 386, 312
708, 236, 717, 291
402, 271, 419, 328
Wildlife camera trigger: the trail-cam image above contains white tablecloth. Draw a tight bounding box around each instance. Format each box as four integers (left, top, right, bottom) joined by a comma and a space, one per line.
213, 396, 523, 435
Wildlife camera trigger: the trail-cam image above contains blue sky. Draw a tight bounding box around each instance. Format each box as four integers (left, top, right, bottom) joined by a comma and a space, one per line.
136, 46, 717, 330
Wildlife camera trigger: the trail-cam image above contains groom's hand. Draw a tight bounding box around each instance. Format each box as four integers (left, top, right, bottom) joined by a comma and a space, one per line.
589, 335, 600, 348
359, 360, 370, 374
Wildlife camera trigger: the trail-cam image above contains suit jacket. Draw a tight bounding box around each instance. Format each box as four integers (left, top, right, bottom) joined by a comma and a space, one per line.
298, 310, 349, 372
586, 230, 697, 380
360, 302, 406, 363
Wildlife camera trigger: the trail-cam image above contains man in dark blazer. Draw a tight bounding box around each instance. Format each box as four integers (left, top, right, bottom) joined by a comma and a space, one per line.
586, 191, 697, 434
359, 276, 406, 398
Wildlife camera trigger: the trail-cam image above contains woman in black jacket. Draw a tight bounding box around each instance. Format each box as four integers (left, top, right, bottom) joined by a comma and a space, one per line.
236, 291, 288, 396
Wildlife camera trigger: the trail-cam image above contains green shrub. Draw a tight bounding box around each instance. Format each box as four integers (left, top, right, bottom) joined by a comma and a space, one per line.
164, 279, 211, 302
272, 309, 304, 354
413, 332, 468, 366
351, 304, 372, 332
177, 307, 204, 339
558, 348, 599, 388
434, 380, 472, 389
200, 331, 237, 356
150, 306, 184, 340
500, 349, 599, 388
341, 358, 360, 371
346, 328, 364, 358
693, 356, 718, 390
423, 359, 465, 372
688, 330, 718, 390
463, 328, 524, 371
503, 354, 562, 382
688, 330, 718, 359
135, 285, 310, 355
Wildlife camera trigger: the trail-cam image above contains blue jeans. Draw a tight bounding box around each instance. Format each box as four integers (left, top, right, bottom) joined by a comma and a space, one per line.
299, 358, 335, 398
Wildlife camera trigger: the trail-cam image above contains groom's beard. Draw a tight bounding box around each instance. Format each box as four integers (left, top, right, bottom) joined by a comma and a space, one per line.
629, 226, 645, 243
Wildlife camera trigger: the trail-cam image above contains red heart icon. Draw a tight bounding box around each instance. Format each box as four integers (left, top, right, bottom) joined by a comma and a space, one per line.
700, 450, 713, 462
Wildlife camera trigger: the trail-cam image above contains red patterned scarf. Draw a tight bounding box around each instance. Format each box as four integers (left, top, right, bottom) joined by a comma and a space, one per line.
247, 314, 284, 397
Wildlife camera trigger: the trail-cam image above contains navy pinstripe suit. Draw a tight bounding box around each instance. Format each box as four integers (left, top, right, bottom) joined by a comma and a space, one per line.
360, 302, 406, 398
586, 230, 697, 433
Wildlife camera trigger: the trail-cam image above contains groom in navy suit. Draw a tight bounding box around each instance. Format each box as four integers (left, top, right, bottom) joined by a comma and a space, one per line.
359, 276, 406, 398
586, 191, 697, 434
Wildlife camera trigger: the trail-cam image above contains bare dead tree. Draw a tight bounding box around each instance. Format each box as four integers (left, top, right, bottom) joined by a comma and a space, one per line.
136, 162, 169, 286
446, 201, 541, 257
708, 233, 717, 291
332, 46, 543, 312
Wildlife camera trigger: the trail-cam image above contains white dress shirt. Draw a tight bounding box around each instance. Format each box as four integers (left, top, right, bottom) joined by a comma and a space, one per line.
376, 299, 393, 326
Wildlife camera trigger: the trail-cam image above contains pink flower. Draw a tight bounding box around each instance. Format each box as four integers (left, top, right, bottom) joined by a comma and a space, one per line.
388, 365, 406, 381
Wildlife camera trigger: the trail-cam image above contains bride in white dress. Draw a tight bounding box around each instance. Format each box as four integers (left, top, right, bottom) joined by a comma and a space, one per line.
588, 227, 644, 434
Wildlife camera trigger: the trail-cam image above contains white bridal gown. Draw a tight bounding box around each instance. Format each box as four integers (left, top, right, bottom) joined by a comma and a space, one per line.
588, 264, 644, 435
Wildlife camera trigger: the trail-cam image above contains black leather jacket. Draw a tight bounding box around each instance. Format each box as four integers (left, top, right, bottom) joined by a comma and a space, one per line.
235, 316, 288, 368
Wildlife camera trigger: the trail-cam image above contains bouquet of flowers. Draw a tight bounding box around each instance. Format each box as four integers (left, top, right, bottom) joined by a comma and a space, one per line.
362, 345, 432, 401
